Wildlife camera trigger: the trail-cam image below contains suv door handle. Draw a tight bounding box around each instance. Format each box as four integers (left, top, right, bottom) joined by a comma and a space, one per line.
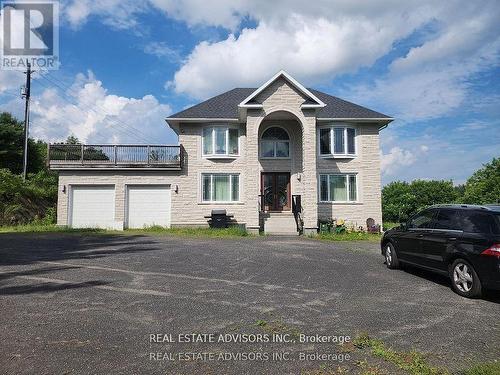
448, 237, 457, 241
417, 233, 424, 237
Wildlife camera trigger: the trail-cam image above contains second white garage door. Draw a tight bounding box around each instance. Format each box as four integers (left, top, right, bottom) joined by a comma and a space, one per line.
126, 185, 171, 229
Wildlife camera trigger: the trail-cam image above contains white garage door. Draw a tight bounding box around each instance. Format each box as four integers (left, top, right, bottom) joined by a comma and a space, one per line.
70, 185, 115, 228
127, 185, 171, 229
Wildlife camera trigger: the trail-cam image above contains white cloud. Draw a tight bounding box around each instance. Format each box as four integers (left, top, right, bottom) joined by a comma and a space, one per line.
381, 146, 417, 177
143, 41, 181, 62
168, 1, 500, 102
58, 1, 500, 112
172, 11, 421, 99
457, 121, 488, 132
63, 0, 149, 29
23, 72, 175, 144
149, 0, 246, 30
348, 1, 500, 121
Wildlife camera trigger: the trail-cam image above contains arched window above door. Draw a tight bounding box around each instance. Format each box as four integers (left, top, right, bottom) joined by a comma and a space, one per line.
260, 127, 290, 158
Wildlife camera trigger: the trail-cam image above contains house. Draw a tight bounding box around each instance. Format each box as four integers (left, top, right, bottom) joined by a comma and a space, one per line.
49, 70, 393, 235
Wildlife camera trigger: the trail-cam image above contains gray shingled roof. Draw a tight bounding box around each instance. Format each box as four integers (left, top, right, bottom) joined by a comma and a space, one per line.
168, 88, 391, 119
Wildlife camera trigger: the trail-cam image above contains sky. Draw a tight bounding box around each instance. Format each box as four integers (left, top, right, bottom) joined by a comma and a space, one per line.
0, 0, 499, 185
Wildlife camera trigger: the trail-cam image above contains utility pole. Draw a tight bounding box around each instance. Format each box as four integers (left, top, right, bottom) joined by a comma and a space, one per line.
21, 61, 32, 180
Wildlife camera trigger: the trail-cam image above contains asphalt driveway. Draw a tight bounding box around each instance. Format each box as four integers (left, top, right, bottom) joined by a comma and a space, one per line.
0, 233, 498, 374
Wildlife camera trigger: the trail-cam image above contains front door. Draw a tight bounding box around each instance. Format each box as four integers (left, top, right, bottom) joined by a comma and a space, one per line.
261, 172, 290, 211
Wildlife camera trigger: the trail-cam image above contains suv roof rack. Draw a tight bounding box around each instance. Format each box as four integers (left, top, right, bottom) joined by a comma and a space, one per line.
429, 204, 500, 211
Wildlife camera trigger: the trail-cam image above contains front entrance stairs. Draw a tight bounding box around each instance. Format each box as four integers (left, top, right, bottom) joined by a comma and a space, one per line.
261, 212, 299, 235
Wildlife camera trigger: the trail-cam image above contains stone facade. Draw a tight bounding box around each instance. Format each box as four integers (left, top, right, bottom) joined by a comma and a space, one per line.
56, 76, 384, 233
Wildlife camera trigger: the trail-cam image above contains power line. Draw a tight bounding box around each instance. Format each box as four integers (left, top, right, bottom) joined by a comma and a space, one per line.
39, 73, 155, 144
41, 72, 160, 143
0, 90, 22, 99
34, 78, 115, 143
36, 74, 154, 144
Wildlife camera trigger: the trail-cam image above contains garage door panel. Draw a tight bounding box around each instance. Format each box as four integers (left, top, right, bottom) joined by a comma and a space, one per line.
70, 186, 115, 229
127, 185, 171, 228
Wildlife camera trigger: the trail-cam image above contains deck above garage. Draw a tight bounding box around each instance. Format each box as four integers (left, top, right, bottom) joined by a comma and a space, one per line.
47, 144, 183, 170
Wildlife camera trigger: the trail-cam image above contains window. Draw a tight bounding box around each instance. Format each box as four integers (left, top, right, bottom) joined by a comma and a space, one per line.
202, 174, 239, 202
434, 209, 461, 230
202, 126, 239, 156
319, 126, 356, 156
459, 211, 499, 234
319, 174, 357, 202
260, 127, 290, 158
408, 209, 436, 229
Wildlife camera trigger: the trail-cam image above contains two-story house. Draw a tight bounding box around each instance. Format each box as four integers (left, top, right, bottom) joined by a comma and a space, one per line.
49, 71, 393, 235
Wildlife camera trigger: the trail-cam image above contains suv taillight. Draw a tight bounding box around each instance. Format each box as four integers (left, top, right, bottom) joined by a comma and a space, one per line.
481, 244, 500, 258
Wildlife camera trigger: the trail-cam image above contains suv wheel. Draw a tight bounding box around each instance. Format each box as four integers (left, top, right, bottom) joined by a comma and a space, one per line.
450, 259, 482, 298
385, 242, 400, 269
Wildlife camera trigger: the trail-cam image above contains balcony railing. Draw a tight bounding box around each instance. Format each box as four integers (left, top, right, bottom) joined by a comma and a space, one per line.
48, 144, 182, 169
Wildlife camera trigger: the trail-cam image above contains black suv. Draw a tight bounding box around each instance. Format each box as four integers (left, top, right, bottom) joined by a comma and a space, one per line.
381, 205, 500, 298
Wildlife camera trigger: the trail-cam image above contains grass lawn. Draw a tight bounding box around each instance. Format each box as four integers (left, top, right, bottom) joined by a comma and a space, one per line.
0, 223, 104, 234
1, 223, 384, 241
125, 225, 249, 238
315, 231, 382, 242
0, 223, 250, 238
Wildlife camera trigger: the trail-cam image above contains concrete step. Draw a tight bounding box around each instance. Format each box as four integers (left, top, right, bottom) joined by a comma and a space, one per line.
263, 213, 298, 235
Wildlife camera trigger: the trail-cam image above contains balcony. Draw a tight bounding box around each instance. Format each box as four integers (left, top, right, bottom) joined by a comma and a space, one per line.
48, 144, 182, 170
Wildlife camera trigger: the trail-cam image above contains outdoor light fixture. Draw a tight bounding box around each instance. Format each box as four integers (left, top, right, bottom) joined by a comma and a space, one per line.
174, 185, 179, 193
62, 185, 66, 193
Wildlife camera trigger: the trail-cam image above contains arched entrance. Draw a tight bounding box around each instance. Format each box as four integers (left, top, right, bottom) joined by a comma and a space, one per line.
257, 110, 305, 233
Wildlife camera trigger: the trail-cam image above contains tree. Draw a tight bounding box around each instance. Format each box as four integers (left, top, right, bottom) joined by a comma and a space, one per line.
382, 179, 458, 222
0, 112, 46, 174
382, 181, 415, 222
462, 158, 500, 204
65, 135, 80, 144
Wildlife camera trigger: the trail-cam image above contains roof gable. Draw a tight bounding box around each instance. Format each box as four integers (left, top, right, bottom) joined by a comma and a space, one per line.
238, 70, 325, 109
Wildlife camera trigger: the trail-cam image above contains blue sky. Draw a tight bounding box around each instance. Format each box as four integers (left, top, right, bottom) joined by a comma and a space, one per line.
0, 0, 499, 185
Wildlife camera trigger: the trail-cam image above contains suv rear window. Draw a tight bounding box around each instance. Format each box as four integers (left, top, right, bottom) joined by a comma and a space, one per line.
459, 211, 499, 234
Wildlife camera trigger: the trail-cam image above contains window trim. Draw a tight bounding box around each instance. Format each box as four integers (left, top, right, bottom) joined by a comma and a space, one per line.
200, 173, 241, 203
318, 173, 358, 203
259, 126, 291, 159
318, 124, 357, 158
202, 124, 240, 158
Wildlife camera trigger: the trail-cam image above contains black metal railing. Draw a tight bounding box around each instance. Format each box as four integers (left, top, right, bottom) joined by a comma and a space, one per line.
47, 144, 182, 169
292, 195, 303, 234
258, 194, 265, 212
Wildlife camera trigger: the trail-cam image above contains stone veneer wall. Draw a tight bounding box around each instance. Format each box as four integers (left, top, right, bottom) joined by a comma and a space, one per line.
56, 77, 383, 232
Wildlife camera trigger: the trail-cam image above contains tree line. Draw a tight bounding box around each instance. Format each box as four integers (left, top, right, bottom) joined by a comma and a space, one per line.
1, 112, 59, 225
382, 158, 500, 223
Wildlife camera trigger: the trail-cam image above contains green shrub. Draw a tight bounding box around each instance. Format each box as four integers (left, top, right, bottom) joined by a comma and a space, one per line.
0, 168, 57, 226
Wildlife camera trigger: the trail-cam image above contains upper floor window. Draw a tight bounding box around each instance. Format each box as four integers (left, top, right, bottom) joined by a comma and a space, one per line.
319, 126, 356, 157
203, 126, 239, 157
260, 127, 290, 158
